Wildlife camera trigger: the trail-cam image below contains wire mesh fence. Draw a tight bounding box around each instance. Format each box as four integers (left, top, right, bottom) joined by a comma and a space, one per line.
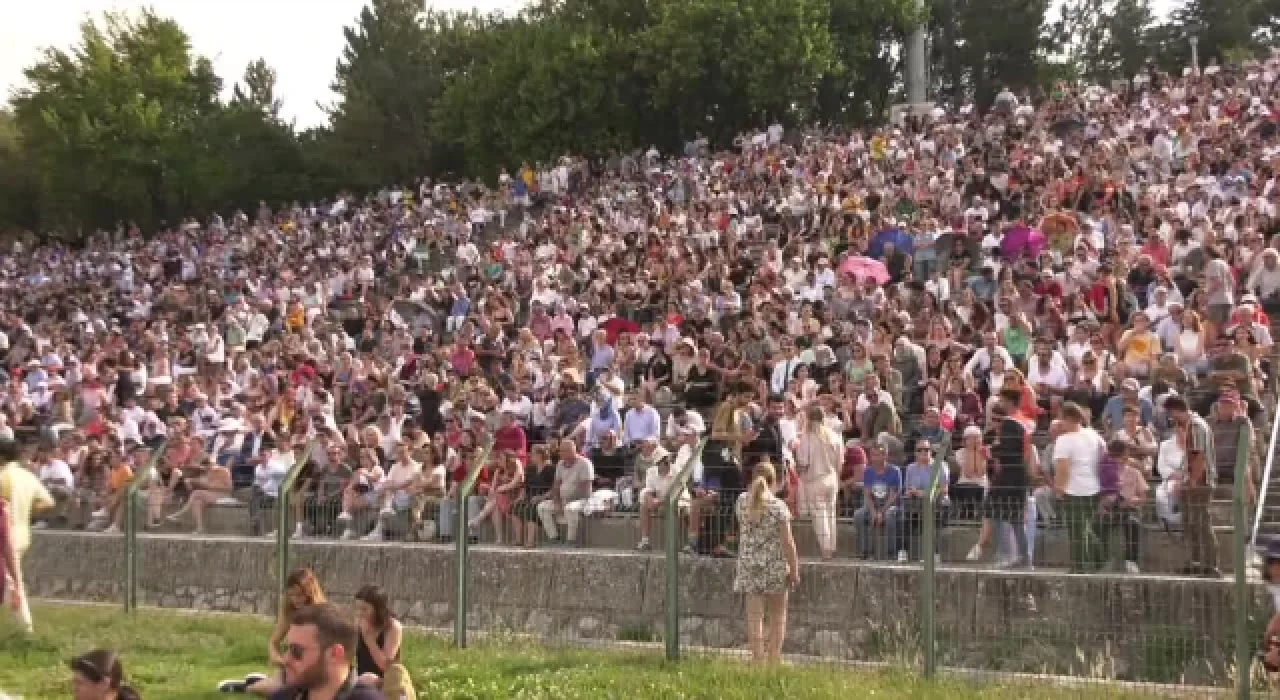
16, 407, 1278, 697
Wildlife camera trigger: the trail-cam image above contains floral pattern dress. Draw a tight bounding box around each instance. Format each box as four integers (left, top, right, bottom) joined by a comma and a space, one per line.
733, 493, 791, 595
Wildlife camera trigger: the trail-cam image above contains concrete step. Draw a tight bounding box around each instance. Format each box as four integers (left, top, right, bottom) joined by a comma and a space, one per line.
66, 501, 1249, 576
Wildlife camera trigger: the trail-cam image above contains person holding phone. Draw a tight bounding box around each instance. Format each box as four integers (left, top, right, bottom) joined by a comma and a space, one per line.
733, 460, 800, 665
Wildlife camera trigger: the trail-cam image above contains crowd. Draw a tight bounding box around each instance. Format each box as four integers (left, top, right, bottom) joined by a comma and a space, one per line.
1, 52, 1279, 584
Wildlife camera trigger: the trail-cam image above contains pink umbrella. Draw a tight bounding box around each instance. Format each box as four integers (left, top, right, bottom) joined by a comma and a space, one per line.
838, 256, 891, 285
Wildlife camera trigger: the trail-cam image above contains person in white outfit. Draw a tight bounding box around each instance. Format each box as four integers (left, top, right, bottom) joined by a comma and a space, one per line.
792, 404, 843, 560
536, 441, 595, 544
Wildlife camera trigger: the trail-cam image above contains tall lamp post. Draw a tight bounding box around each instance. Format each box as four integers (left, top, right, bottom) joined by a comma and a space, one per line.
1189, 30, 1201, 77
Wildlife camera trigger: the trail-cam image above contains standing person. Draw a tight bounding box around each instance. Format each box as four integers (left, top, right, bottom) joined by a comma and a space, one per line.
792, 404, 842, 560
1052, 401, 1108, 573
1165, 395, 1218, 576
0, 439, 53, 633
70, 649, 142, 700
218, 568, 327, 695
733, 460, 800, 665
271, 603, 385, 700
967, 389, 1033, 568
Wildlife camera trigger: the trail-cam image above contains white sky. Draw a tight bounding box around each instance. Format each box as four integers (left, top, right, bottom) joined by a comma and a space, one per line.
0, 0, 529, 128
1, 0, 1181, 130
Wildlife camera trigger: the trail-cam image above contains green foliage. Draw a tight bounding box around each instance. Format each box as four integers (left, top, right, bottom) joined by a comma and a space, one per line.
5, 0, 1280, 238
0, 604, 1155, 699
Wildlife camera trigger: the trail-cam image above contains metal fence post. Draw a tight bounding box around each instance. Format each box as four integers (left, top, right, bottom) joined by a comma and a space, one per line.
123, 441, 167, 613
921, 461, 939, 678
664, 438, 706, 661
1235, 428, 1252, 700
454, 441, 492, 648
276, 442, 315, 605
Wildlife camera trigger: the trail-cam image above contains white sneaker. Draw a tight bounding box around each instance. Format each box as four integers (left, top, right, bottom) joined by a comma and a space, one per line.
965, 544, 983, 562
636, 537, 651, 551
102, 524, 120, 534
1125, 561, 1141, 575
379, 506, 394, 517
897, 550, 909, 563
292, 524, 306, 539
336, 512, 352, 523
92, 509, 108, 519
362, 529, 384, 542
340, 529, 356, 540
32, 521, 48, 530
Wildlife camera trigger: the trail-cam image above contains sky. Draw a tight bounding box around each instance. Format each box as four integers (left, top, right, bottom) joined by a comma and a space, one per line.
0, 0, 530, 129
2, 0, 1183, 130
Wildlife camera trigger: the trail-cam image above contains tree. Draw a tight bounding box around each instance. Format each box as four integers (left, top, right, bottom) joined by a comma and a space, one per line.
10, 10, 226, 231
1050, 0, 1156, 83
232, 58, 282, 119
0, 110, 38, 234
327, 0, 440, 190
930, 0, 1051, 107
820, 0, 922, 124
1173, 0, 1263, 66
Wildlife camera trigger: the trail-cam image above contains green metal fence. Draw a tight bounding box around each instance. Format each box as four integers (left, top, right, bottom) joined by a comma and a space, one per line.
103, 427, 1268, 696
122, 440, 168, 613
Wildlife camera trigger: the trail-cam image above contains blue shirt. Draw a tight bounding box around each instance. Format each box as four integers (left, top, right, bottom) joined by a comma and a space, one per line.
622, 405, 660, 445
862, 464, 903, 507
1100, 396, 1153, 430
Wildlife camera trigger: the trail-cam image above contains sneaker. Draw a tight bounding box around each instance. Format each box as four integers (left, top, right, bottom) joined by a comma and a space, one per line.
897, 550, 909, 563
92, 509, 108, 519
292, 523, 306, 539
340, 529, 357, 540
336, 512, 352, 523
244, 673, 267, 687
636, 537, 651, 551
379, 506, 395, 517
1125, 561, 1141, 575
362, 530, 384, 542
217, 680, 247, 693
32, 521, 48, 530
965, 544, 983, 562
102, 524, 120, 534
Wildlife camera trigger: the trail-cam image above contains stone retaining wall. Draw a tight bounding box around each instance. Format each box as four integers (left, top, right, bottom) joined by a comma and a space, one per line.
22, 532, 1267, 687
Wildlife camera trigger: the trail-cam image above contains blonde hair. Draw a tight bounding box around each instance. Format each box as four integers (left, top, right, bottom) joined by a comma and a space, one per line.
745, 462, 777, 524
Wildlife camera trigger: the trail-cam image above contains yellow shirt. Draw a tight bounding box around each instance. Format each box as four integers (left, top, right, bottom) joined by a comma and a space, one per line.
0, 462, 54, 553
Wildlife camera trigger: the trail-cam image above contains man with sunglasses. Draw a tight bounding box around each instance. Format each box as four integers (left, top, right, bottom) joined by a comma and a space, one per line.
272, 603, 385, 700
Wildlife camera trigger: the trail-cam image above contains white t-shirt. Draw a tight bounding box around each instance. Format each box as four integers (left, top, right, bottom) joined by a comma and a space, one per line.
1053, 428, 1105, 497
40, 459, 75, 490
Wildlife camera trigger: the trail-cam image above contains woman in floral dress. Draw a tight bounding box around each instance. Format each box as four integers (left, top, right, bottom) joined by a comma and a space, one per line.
733, 460, 800, 664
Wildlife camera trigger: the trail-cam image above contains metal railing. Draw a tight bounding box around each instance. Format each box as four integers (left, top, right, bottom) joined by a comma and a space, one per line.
1249, 395, 1280, 554
93, 429, 1265, 694
1234, 426, 1253, 700
276, 441, 317, 604
663, 438, 708, 661
122, 439, 169, 613
452, 439, 494, 649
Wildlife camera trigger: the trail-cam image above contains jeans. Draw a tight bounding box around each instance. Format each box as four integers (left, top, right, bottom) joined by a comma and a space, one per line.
854, 505, 901, 559
995, 497, 1037, 565
1183, 485, 1217, 570
1062, 494, 1103, 572
437, 495, 484, 540
247, 488, 276, 537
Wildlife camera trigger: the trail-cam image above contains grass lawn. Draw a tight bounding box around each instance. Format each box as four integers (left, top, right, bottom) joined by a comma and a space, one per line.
0, 603, 1157, 699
